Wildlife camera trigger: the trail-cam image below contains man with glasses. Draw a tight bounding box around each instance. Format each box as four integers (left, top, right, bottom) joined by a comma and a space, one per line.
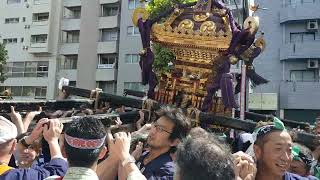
135, 107, 190, 180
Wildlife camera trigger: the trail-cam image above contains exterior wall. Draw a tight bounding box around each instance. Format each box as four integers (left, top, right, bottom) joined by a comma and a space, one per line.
254, 0, 320, 121
76, 0, 99, 89
0, 0, 62, 100
117, 0, 143, 95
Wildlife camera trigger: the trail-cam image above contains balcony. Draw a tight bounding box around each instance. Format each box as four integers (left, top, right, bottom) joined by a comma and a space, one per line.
99, 16, 118, 29
63, 0, 81, 7
96, 68, 117, 81
30, 23, 49, 35
61, 18, 80, 31
32, 3, 50, 13
100, 0, 119, 4
280, 2, 320, 23
280, 41, 320, 60
28, 33, 50, 53
97, 41, 117, 54
280, 81, 320, 109
59, 43, 79, 55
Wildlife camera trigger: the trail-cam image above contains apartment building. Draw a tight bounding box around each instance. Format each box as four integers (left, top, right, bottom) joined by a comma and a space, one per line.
116, 0, 246, 95
58, 0, 119, 94
0, 0, 62, 99
253, 0, 320, 122
0, 0, 245, 100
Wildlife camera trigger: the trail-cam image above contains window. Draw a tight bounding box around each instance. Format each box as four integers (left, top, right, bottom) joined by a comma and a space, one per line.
98, 54, 117, 69
11, 62, 24, 77
35, 87, 47, 98
128, 0, 141, 9
290, 32, 315, 43
33, 12, 49, 22
24, 62, 37, 77
97, 81, 116, 94
125, 54, 139, 64
63, 31, 80, 43
64, 6, 81, 19
69, 81, 76, 87
101, 4, 118, 16
21, 38, 24, 43
34, 0, 49, 5
22, 86, 35, 96
100, 29, 118, 41
11, 86, 23, 96
22, 17, 26, 22
124, 82, 145, 92
31, 34, 47, 43
3, 38, 18, 44
5, 61, 49, 78
71, 7, 81, 18
2, 86, 46, 98
5, 18, 19, 24
127, 26, 140, 36
7, 0, 21, 4
37, 61, 49, 77
290, 70, 318, 82
60, 55, 78, 69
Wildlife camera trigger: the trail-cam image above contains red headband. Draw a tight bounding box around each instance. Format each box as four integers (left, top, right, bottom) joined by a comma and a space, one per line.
64, 134, 106, 149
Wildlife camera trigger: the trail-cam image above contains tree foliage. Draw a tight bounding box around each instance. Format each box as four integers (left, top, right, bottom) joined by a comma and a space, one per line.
0, 43, 8, 83
146, 0, 197, 19
146, 0, 197, 73
152, 43, 175, 73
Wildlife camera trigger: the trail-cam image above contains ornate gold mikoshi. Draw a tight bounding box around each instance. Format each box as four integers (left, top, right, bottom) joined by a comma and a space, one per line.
132, 7, 149, 27
193, 13, 210, 22
254, 36, 266, 52
243, 16, 260, 33
200, 21, 216, 34
178, 19, 194, 31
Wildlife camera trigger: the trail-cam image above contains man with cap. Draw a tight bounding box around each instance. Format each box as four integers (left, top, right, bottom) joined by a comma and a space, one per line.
0, 117, 68, 179
46, 116, 109, 180
290, 143, 318, 179
252, 117, 316, 180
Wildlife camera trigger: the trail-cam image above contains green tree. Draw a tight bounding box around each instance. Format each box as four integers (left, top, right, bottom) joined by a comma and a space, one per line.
146, 0, 197, 19
0, 43, 8, 83
152, 43, 175, 73
146, 0, 196, 73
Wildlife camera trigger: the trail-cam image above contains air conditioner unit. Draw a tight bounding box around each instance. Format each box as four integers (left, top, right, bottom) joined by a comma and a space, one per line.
307, 59, 319, 68
307, 20, 318, 31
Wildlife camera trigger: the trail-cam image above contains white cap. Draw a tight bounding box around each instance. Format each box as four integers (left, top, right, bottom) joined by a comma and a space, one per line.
0, 116, 17, 144
58, 77, 69, 90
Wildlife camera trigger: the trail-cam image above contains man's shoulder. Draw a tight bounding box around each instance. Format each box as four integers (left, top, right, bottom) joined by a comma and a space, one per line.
1, 158, 68, 180
285, 172, 318, 180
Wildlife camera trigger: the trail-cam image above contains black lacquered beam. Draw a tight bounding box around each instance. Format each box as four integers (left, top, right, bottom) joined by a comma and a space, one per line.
123, 89, 145, 98
0, 99, 94, 113
63, 86, 143, 109
235, 110, 310, 129
62, 86, 319, 149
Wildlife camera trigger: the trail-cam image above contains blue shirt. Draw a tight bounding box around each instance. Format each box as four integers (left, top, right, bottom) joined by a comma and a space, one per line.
284, 172, 319, 180
136, 151, 174, 180
0, 158, 68, 180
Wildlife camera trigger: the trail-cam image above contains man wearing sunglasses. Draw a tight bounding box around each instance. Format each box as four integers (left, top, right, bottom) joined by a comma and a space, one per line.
135, 107, 190, 180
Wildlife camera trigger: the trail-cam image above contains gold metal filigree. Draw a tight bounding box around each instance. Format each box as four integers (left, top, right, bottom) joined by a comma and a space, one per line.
132, 7, 149, 27
200, 21, 216, 34
164, 8, 184, 27
254, 37, 266, 52
178, 19, 194, 31
244, 16, 260, 33
193, 13, 210, 22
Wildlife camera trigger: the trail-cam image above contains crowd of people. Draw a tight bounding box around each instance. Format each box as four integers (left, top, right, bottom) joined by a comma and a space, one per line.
0, 101, 320, 180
